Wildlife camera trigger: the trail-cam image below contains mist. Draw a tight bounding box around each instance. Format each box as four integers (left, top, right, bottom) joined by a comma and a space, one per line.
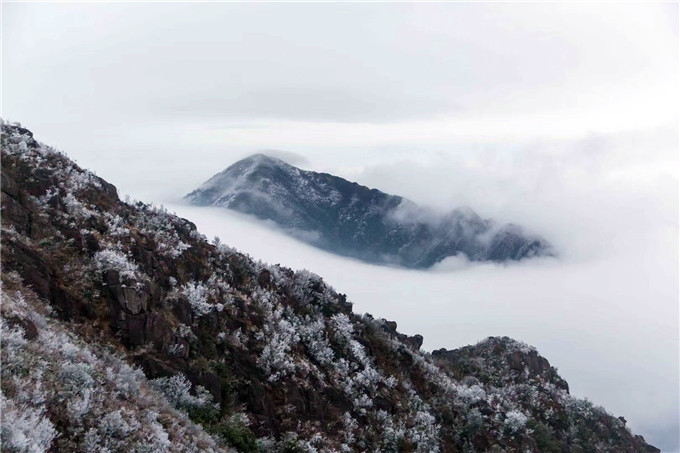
155, 125, 678, 450
3, 1, 678, 449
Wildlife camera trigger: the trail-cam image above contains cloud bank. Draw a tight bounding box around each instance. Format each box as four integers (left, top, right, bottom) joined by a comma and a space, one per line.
158, 125, 678, 450
3, 2, 677, 449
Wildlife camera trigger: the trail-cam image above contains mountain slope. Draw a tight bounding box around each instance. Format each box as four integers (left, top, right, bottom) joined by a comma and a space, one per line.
185, 154, 552, 268
1, 122, 657, 452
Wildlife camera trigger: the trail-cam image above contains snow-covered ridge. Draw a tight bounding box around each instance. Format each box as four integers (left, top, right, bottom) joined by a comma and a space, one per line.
186, 154, 554, 268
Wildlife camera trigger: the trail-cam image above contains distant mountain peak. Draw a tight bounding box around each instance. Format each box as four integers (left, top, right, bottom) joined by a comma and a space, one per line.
240, 152, 289, 166
186, 156, 554, 268
214, 153, 292, 180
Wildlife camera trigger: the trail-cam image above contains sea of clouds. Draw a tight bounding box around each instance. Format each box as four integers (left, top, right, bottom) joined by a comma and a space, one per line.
16, 115, 676, 451
5, 2, 677, 449
133, 125, 678, 451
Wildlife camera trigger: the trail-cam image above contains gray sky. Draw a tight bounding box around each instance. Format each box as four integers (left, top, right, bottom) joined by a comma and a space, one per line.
4, 3, 677, 152
3, 2, 678, 450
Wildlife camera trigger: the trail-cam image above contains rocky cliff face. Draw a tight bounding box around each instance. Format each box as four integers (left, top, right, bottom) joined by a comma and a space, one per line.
185, 154, 553, 269
1, 123, 657, 452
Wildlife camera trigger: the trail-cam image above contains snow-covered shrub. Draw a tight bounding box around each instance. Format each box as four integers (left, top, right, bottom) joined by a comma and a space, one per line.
105, 363, 143, 399
458, 384, 486, 404
59, 362, 95, 393
253, 289, 303, 381
104, 214, 130, 238
140, 411, 172, 452
331, 313, 354, 342
182, 281, 213, 317
408, 410, 440, 453
93, 249, 140, 281
258, 317, 300, 382
341, 412, 359, 447
377, 409, 406, 450
207, 274, 231, 299
150, 374, 216, 411
0, 394, 57, 453
292, 269, 326, 305
59, 362, 95, 421
298, 316, 335, 366
62, 192, 96, 219
504, 409, 528, 433
156, 238, 191, 259
465, 408, 485, 434
82, 408, 142, 452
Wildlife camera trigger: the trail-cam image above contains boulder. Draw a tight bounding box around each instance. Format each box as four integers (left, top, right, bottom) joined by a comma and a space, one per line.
145, 313, 171, 347
6, 316, 38, 341
111, 285, 148, 314
258, 269, 271, 287
171, 297, 193, 325
405, 334, 424, 351
127, 314, 146, 346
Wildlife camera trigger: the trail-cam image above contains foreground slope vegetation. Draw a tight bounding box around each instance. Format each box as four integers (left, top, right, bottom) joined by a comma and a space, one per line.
0, 122, 658, 452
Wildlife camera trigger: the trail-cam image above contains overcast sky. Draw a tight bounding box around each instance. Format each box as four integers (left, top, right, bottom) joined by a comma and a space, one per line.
3, 2, 679, 451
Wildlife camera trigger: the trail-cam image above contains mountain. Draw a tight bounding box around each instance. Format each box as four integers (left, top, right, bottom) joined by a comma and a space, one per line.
1, 122, 658, 452
185, 154, 553, 268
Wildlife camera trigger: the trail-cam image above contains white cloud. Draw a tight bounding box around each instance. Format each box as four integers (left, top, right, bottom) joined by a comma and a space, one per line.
157, 123, 678, 450
3, 2, 678, 449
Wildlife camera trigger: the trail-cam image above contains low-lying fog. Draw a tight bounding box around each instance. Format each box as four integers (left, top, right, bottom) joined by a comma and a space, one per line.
20, 117, 678, 451
116, 125, 678, 451
168, 201, 677, 449
12, 118, 675, 450
5, 2, 677, 449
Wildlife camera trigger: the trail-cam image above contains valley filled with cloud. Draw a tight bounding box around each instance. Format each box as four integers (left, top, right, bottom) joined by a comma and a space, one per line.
4, 2, 678, 450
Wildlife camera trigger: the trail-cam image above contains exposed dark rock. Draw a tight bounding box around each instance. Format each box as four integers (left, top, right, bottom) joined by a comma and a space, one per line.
127, 314, 147, 346
134, 354, 179, 379
1, 191, 32, 236
324, 386, 352, 413
144, 313, 171, 347
257, 269, 271, 288
381, 320, 398, 333
170, 297, 193, 325
7, 240, 52, 299
247, 379, 275, 418
404, 334, 424, 351
187, 368, 223, 405
110, 285, 148, 315
6, 316, 39, 341
375, 394, 395, 413
285, 385, 306, 414
103, 269, 120, 286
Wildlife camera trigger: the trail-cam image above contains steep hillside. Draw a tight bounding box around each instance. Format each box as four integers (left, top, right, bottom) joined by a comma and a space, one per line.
1, 123, 657, 452
185, 154, 552, 268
